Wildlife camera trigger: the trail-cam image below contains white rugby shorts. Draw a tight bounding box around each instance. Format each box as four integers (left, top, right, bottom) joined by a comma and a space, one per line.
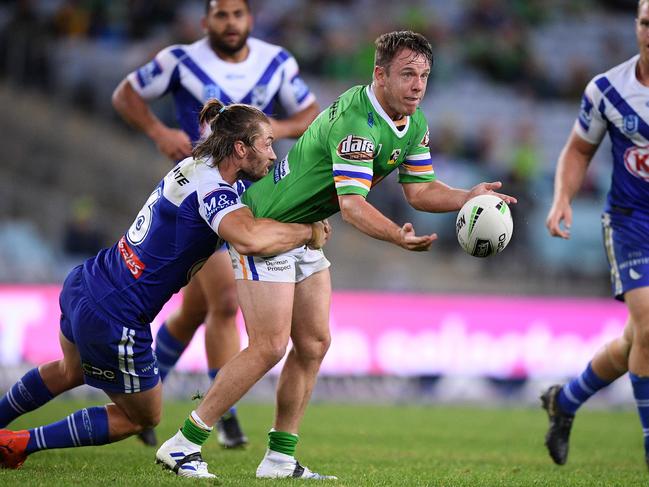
228, 245, 330, 283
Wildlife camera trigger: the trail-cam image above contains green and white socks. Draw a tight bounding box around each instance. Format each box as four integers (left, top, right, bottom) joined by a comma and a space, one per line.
179, 410, 213, 447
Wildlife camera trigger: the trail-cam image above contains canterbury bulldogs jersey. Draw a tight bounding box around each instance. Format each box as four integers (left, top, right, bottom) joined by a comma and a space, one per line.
576, 54, 649, 214
128, 37, 316, 143
81, 158, 246, 325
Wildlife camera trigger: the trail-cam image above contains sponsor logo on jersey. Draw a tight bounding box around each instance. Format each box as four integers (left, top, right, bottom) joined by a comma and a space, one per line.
290, 75, 309, 102
203, 84, 221, 102
419, 128, 430, 148
252, 85, 267, 107
623, 114, 639, 135
273, 156, 291, 183
337, 135, 375, 161
136, 60, 162, 87
367, 112, 374, 128
82, 362, 117, 383
203, 189, 238, 223
329, 98, 340, 122
623, 145, 649, 181
388, 149, 402, 165
118, 236, 146, 279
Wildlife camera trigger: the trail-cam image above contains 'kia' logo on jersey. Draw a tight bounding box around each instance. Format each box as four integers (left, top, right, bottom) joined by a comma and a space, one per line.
336, 135, 375, 161
623, 145, 649, 181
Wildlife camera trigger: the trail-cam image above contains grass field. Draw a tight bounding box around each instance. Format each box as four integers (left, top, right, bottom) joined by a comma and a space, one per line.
0, 399, 646, 486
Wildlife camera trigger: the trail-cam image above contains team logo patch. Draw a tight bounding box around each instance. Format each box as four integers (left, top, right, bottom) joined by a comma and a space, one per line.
290, 75, 309, 101
578, 94, 594, 128
203, 84, 221, 102
419, 128, 430, 148
623, 114, 639, 135
388, 149, 401, 165
367, 112, 374, 128
623, 145, 649, 181
251, 85, 267, 107
136, 60, 162, 87
203, 189, 238, 223
336, 135, 375, 161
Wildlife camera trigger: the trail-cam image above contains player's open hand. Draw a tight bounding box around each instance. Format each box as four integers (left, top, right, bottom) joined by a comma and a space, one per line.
308, 220, 331, 249
546, 199, 572, 239
153, 126, 192, 161
467, 181, 517, 205
398, 222, 437, 251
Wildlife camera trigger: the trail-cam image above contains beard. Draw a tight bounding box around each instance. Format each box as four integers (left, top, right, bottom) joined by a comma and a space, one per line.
207, 28, 249, 56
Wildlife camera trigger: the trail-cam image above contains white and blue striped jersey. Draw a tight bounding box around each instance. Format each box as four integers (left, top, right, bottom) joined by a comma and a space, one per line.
576, 54, 649, 214
81, 158, 246, 325
127, 37, 316, 143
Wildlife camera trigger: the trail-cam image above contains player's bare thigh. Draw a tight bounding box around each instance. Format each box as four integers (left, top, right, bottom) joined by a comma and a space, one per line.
196, 250, 238, 318
625, 286, 649, 328
290, 269, 332, 355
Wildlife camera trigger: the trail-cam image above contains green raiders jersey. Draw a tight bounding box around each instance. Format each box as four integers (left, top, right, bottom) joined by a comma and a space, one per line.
242, 84, 435, 222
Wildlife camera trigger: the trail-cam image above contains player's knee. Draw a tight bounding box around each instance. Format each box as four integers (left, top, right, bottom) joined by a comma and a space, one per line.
253, 339, 289, 367
295, 334, 331, 363
60, 361, 84, 388
213, 289, 239, 319
634, 323, 649, 350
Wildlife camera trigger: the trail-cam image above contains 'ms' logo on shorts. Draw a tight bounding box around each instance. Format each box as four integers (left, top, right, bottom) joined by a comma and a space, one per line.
336, 135, 374, 161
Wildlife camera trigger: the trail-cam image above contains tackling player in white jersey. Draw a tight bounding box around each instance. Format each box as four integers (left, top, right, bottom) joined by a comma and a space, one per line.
112, 0, 319, 447
543, 0, 649, 471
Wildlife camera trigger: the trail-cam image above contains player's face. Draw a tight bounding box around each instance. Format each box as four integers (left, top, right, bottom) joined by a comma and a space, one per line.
377, 49, 430, 118
239, 122, 276, 181
637, 3, 649, 61
204, 0, 252, 56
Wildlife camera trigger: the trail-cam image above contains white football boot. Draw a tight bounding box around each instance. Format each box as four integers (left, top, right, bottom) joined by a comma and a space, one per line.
155, 430, 216, 478
256, 449, 337, 480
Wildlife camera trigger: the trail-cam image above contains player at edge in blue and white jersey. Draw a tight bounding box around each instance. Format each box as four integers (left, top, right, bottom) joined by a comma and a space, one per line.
112, 0, 319, 447
0, 101, 329, 476
542, 0, 649, 471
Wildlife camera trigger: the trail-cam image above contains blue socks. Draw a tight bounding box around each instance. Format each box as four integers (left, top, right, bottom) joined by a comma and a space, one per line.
557, 362, 610, 415
26, 406, 109, 453
208, 368, 236, 417
630, 373, 649, 457
0, 368, 54, 428
154, 322, 188, 382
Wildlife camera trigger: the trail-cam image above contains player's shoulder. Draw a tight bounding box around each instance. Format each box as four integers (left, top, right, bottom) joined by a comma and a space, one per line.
160, 37, 210, 59
590, 55, 638, 87
248, 37, 293, 60
328, 85, 374, 131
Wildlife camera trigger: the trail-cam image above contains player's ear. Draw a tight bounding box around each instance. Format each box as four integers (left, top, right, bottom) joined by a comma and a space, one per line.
233, 140, 247, 159
373, 65, 386, 86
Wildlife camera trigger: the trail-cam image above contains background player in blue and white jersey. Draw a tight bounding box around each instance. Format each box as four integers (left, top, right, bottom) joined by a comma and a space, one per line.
0, 101, 329, 475
112, 0, 319, 447
542, 0, 649, 470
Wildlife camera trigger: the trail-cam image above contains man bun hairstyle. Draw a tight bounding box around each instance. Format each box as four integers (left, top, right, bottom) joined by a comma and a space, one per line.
374, 30, 433, 72
193, 99, 270, 164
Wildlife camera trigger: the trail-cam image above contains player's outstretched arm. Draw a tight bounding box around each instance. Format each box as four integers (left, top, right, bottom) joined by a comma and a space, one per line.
112, 79, 192, 161
546, 128, 598, 239
218, 207, 326, 256
402, 180, 517, 213
338, 194, 436, 251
